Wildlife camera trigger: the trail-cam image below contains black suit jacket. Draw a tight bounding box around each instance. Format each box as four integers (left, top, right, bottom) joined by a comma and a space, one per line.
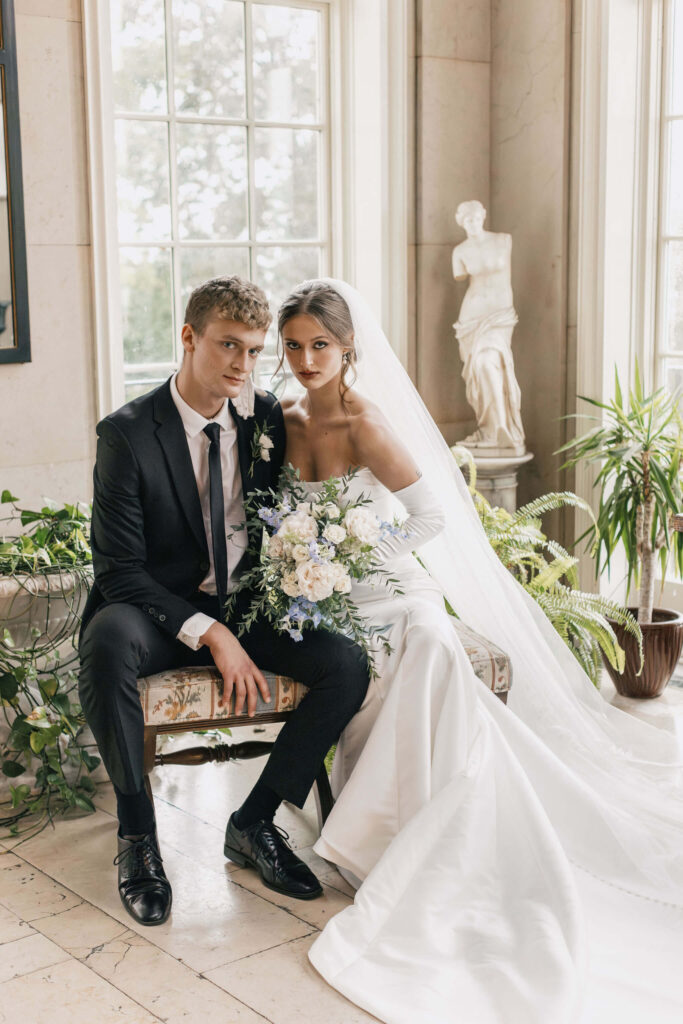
80, 378, 285, 641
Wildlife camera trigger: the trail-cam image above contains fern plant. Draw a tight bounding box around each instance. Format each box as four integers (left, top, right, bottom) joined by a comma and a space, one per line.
451, 447, 642, 685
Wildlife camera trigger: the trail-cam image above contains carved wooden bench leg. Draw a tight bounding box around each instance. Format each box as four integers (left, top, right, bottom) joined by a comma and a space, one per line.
313, 763, 334, 831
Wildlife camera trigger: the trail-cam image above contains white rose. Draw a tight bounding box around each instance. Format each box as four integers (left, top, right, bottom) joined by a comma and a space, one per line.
330, 562, 352, 594
281, 570, 301, 598
324, 503, 341, 520
343, 507, 381, 546
259, 434, 274, 450
311, 502, 325, 518
277, 512, 318, 545
292, 544, 310, 562
323, 523, 347, 545
267, 535, 285, 558
296, 501, 312, 515
295, 560, 336, 602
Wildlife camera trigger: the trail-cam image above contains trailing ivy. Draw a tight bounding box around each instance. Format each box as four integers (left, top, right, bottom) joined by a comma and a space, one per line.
0, 492, 98, 843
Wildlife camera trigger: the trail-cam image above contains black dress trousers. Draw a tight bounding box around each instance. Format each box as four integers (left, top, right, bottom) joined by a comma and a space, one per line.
78, 591, 369, 809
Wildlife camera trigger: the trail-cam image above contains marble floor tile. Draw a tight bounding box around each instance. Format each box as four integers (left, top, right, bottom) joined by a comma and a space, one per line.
0, 930, 70, 983
0, 957, 162, 1024
0, 904, 34, 944
228, 866, 352, 931
84, 929, 269, 1024
31, 901, 129, 959
206, 933, 380, 1024
0, 853, 83, 921
9, 812, 314, 974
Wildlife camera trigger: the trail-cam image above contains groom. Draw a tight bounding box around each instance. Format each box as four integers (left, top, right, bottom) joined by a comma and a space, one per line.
78, 276, 369, 926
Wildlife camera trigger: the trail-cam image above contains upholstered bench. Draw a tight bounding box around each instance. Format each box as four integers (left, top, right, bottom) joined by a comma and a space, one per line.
138, 618, 511, 826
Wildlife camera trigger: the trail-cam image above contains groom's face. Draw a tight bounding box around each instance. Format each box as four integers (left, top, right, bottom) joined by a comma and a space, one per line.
181, 315, 266, 403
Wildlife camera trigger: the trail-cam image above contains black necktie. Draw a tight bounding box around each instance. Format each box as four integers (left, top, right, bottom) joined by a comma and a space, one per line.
203, 423, 229, 614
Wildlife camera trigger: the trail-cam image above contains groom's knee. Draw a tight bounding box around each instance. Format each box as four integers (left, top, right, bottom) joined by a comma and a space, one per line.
79, 603, 150, 704
328, 638, 370, 716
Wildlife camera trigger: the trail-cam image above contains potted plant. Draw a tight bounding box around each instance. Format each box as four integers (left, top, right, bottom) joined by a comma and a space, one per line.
0, 491, 99, 840
452, 447, 641, 686
559, 365, 683, 698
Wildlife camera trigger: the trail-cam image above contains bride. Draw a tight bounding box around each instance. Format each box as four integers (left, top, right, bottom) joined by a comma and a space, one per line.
276, 278, 683, 1024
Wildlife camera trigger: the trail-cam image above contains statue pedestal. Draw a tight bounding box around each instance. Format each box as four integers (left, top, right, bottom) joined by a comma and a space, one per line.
469, 451, 533, 513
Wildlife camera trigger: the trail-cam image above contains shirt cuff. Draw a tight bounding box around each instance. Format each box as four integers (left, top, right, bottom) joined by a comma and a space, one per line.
177, 612, 217, 650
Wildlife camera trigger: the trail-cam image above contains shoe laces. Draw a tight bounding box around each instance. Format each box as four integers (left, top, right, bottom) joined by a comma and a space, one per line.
113, 834, 163, 875
244, 819, 296, 860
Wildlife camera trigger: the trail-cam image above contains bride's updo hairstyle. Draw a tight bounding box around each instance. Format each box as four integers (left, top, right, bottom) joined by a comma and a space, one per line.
277, 281, 357, 403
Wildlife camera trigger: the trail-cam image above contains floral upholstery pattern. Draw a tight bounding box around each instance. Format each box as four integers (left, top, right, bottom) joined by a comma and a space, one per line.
138, 618, 511, 727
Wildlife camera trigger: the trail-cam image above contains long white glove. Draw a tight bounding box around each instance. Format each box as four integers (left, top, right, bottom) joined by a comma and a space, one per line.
374, 475, 446, 561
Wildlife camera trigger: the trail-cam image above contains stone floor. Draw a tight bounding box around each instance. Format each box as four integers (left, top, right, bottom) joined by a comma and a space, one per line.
2, 681, 683, 1024
0, 724, 377, 1024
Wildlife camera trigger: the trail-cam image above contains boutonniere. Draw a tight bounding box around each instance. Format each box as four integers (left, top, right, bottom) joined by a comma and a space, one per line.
249, 423, 275, 476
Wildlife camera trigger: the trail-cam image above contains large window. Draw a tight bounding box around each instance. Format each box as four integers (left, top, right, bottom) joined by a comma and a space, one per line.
657, 0, 683, 395
107, 0, 330, 401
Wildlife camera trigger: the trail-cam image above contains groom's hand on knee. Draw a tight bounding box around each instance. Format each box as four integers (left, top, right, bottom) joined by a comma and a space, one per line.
200, 623, 271, 716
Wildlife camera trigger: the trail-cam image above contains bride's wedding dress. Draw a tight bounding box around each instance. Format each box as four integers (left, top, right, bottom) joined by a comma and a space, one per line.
293, 279, 683, 1024
305, 467, 683, 1024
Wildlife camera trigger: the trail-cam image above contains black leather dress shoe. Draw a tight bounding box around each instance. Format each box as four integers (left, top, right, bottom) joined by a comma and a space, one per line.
113, 830, 172, 926
224, 813, 323, 900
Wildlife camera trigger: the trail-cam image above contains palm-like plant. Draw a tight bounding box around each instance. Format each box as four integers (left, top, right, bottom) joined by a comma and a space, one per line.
451, 448, 641, 685
558, 364, 683, 624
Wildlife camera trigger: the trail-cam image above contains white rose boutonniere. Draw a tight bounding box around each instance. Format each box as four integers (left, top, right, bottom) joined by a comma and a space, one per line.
249, 423, 275, 477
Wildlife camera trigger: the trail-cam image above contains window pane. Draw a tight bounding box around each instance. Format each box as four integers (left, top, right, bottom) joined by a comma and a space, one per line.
179, 247, 250, 310
667, 121, 683, 236
254, 245, 321, 384
665, 363, 683, 402
172, 0, 246, 118
252, 5, 321, 124
672, 0, 683, 114
664, 241, 683, 352
110, 0, 168, 114
120, 247, 174, 364
115, 120, 171, 242
254, 128, 319, 241
125, 369, 173, 403
176, 124, 248, 240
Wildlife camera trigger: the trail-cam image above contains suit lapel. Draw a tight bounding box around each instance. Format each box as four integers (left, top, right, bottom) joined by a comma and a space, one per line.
229, 401, 253, 498
153, 382, 208, 554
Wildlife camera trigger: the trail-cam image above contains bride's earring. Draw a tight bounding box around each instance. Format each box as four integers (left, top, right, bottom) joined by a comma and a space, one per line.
233, 374, 256, 419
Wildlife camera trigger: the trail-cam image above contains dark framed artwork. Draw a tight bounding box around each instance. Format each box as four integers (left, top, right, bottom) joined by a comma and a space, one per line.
0, 0, 30, 364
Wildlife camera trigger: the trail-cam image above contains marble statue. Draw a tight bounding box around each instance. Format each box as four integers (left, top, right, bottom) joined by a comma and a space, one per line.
452, 200, 526, 457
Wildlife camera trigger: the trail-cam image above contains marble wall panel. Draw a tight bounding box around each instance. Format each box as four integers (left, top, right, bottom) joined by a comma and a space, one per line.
0, 242, 95, 502
490, 0, 571, 517
417, 56, 490, 245
15, 0, 81, 20
417, 0, 491, 62
16, 14, 90, 246
416, 243, 475, 442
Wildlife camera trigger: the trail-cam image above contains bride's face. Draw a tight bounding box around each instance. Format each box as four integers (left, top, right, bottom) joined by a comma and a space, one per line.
281, 313, 347, 391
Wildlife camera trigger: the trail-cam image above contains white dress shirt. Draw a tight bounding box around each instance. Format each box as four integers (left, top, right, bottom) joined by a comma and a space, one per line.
170, 373, 248, 649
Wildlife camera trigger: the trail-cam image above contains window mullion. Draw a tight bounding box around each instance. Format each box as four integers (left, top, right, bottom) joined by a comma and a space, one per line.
245, 1, 256, 281
164, 0, 183, 361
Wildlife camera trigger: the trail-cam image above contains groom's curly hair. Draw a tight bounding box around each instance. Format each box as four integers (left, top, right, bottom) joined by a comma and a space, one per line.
184, 276, 272, 335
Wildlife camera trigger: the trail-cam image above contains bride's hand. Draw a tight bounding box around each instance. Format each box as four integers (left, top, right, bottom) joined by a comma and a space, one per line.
200, 622, 271, 716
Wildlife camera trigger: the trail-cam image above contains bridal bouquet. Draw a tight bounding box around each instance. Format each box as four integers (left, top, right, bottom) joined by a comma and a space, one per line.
226, 466, 405, 674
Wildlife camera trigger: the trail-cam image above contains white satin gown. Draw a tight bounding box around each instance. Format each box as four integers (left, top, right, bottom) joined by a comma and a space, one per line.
303, 468, 683, 1024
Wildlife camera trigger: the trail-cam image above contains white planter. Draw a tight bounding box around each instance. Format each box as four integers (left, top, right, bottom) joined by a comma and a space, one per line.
0, 568, 93, 803
0, 569, 91, 650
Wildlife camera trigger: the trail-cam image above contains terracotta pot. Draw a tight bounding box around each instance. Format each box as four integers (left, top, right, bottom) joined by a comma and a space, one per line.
603, 606, 683, 699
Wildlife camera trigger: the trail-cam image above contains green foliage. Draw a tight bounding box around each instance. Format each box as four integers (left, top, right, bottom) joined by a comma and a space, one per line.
558, 362, 683, 620
1, 494, 98, 842
449, 451, 642, 686
0, 493, 91, 573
